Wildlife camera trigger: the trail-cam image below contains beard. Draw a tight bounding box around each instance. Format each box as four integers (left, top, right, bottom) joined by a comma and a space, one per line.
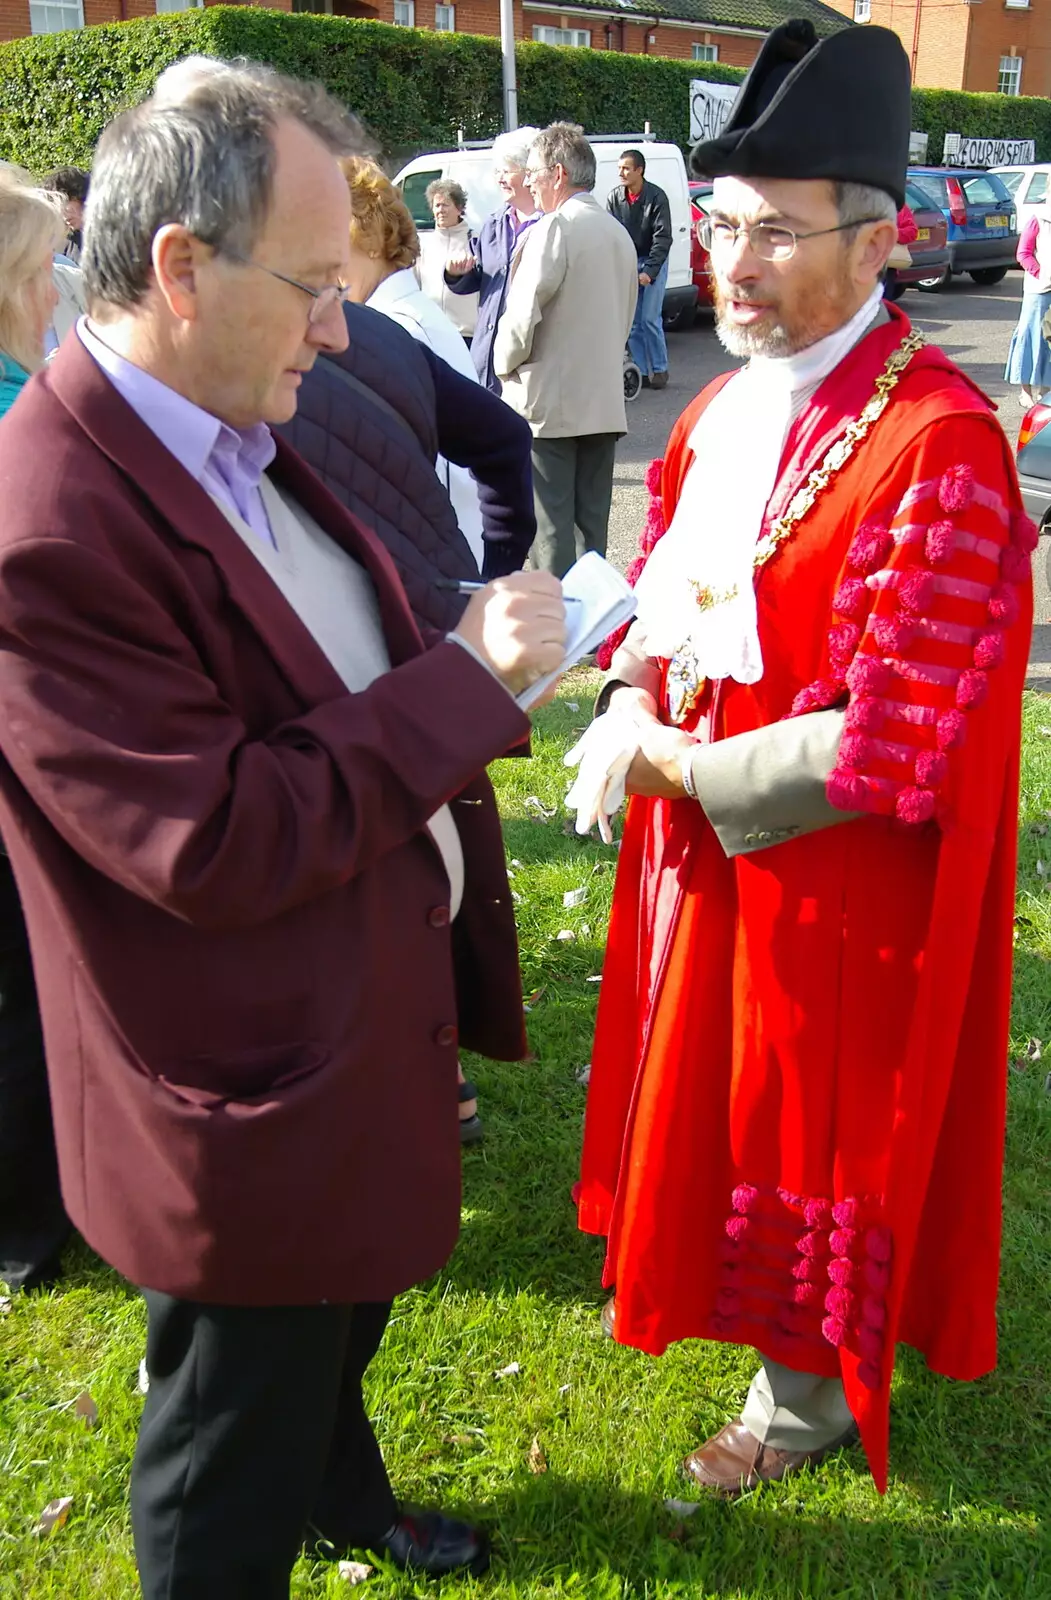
713, 259, 857, 358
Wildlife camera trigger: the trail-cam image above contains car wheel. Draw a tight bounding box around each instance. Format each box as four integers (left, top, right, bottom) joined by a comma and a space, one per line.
916, 266, 950, 292
968, 267, 1008, 286
663, 302, 697, 334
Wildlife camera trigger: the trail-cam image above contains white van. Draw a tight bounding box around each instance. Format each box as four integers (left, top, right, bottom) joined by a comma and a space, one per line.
992, 163, 1051, 234
393, 134, 699, 330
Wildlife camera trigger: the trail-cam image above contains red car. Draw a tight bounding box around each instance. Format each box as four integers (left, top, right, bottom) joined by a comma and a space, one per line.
883, 181, 950, 299
689, 181, 715, 310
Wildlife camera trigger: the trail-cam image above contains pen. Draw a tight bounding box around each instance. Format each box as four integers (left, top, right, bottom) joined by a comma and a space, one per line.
437, 578, 581, 601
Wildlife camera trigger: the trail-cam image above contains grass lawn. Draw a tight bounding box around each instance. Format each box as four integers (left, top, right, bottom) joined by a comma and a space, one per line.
2, 673, 1049, 1599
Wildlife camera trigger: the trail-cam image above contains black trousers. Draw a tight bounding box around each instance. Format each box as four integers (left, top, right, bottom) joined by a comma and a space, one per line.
131, 1294, 398, 1600
0, 850, 69, 1290
529, 433, 619, 577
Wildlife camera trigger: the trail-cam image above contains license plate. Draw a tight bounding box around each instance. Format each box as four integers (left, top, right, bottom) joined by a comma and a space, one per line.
916, 227, 930, 241
985, 215, 1008, 229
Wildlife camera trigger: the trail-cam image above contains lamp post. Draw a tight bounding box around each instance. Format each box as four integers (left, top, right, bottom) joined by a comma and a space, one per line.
500, 0, 518, 130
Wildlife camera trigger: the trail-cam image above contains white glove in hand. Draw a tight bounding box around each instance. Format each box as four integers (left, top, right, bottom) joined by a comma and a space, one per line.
564, 709, 641, 843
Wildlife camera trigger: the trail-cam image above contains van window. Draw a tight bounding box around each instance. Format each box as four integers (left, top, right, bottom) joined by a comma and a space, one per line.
401, 170, 441, 229
1024, 171, 1049, 206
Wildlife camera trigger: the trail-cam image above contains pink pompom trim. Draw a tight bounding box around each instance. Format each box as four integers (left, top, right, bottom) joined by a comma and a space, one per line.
873, 615, 916, 654
936, 710, 967, 751
1011, 511, 1039, 555
865, 1226, 893, 1263
791, 678, 844, 716
731, 1183, 759, 1215
1001, 544, 1030, 584
848, 522, 893, 575
845, 698, 884, 734
804, 1197, 831, 1228
827, 1257, 856, 1288
974, 631, 1005, 670
846, 655, 893, 696
834, 578, 869, 620
898, 569, 936, 615
914, 749, 948, 786
925, 520, 957, 566
956, 669, 989, 710
988, 584, 1019, 627
792, 1280, 821, 1307
821, 1315, 848, 1347
828, 622, 862, 670
839, 733, 873, 770
938, 463, 974, 514
824, 1285, 855, 1318
895, 786, 936, 825
829, 1227, 857, 1257
725, 1215, 750, 1243
643, 457, 663, 496
796, 1229, 828, 1259
625, 555, 646, 587
828, 771, 871, 811
791, 1257, 819, 1283
831, 1198, 858, 1227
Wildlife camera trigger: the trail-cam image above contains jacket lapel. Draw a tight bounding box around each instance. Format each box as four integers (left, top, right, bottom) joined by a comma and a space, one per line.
48, 336, 425, 704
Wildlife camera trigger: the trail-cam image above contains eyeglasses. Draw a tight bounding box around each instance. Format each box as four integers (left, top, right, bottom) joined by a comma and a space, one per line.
524, 165, 552, 184
223, 252, 351, 324
697, 216, 885, 263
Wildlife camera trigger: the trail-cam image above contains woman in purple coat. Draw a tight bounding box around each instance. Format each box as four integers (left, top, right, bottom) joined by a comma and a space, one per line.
444, 128, 541, 392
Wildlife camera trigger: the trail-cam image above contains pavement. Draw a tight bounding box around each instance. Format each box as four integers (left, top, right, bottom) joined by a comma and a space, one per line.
605, 273, 1051, 688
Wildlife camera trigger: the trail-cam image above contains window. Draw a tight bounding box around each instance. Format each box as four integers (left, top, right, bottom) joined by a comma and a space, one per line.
28, 0, 82, 30
393, 0, 415, 24
532, 25, 591, 46
435, 3, 455, 27
853, 0, 870, 19
400, 170, 441, 228
692, 43, 718, 61
156, 0, 202, 10
1024, 171, 1049, 206
1005, 0, 1030, 9
998, 55, 1022, 95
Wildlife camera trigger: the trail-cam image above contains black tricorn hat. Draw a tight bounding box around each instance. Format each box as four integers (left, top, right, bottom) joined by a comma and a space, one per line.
690, 20, 912, 208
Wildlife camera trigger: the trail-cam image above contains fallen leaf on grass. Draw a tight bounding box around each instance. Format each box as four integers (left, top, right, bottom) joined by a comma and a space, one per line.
562, 887, 587, 908
523, 986, 547, 1012
74, 1391, 98, 1428
575, 1064, 592, 1085
443, 1433, 482, 1447
1037, 860, 1047, 878
558, 1383, 572, 1395
510, 858, 523, 869
1039, 727, 1051, 737
35, 1497, 73, 1538
137, 1359, 150, 1395
663, 1498, 701, 1518
565, 701, 580, 712
556, 929, 576, 942
528, 1436, 548, 1474
524, 796, 556, 819
494, 1362, 520, 1380
0, 1296, 10, 1315
1026, 1037, 1043, 1061
586, 974, 602, 983
337, 1560, 374, 1584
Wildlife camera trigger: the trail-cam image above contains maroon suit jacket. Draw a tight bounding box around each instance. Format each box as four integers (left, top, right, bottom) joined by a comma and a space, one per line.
0, 335, 530, 1305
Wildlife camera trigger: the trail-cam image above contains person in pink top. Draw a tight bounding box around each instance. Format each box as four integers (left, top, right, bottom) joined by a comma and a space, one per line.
1005, 204, 1051, 406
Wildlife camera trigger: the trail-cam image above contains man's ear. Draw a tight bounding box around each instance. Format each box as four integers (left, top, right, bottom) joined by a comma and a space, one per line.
151, 224, 209, 323
858, 219, 899, 285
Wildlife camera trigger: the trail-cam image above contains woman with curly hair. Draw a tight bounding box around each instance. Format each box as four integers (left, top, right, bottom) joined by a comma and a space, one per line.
417, 178, 478, 340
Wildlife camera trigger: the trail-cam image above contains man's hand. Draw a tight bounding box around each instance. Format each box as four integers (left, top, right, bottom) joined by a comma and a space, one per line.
446, 254, 477, 278
454, 572, 566, 696
625, 719, 696, 799
638, 271, 652, 287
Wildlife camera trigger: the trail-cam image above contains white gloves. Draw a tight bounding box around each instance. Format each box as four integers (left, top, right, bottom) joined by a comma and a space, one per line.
564, 709, 642, 844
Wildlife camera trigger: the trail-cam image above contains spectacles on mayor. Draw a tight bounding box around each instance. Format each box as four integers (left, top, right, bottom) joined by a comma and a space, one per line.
696, 215, 885, 263
224, 252, 352, 324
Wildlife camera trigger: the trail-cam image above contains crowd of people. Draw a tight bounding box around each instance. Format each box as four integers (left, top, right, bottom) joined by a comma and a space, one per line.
0, 18, 1036, 1600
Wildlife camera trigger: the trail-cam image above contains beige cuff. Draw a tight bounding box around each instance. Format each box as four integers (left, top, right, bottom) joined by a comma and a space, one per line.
688, 708, 858, 859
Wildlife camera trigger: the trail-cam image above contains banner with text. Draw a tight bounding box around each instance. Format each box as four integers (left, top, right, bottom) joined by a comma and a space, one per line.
943, 133, 1035, 168
689, 79, 738, 146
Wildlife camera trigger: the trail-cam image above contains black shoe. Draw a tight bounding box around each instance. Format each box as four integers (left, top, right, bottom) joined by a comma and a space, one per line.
459, 1112, 485, 1146
378, 1509, 490, 1577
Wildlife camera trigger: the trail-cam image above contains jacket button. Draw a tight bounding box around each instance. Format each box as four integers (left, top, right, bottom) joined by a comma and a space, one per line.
435, 1024, 457, 1048
428, 905, 451, 928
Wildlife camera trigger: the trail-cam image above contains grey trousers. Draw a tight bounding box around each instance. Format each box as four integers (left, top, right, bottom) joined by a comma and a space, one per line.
529, 433, 619, 578
740, 1357, 855, 1453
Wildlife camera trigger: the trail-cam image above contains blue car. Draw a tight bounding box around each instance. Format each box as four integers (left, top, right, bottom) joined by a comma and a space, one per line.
907, 167, 1018, 290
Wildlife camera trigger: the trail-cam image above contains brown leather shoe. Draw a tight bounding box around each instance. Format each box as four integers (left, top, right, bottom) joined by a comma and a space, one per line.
682, 1417, 858, 1497
600, 1294, 616, 1339
649, 370, 669, 390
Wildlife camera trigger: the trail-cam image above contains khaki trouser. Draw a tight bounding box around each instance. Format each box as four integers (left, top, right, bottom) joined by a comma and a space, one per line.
741, 1357, 855, 1453
528, 433, 619, 578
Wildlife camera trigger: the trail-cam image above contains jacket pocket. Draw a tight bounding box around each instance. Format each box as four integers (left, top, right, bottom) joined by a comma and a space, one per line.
156, 1042, 329, 1109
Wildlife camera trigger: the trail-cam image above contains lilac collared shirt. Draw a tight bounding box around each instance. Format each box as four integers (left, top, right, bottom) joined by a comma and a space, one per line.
76, 318, 277, 546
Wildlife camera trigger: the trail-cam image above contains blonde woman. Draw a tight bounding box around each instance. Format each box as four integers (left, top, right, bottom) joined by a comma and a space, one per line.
0, 169, 62, 417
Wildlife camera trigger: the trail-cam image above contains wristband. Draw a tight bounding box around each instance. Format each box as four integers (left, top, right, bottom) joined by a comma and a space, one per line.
680, 746, 699, 801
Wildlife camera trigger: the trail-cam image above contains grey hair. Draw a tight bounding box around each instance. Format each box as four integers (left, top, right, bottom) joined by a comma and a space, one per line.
530, 123, 596, 192
833, 181, 898, 231
491, 125, 540, 174
83, 60, 367, 311
425, 178, 467, 216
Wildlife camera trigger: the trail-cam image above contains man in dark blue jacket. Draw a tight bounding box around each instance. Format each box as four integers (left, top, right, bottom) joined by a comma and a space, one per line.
607, 149, 673, 389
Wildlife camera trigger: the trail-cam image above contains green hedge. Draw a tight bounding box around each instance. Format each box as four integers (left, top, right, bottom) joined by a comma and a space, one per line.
2, 8, 1051, 176
0, 8, 741, 171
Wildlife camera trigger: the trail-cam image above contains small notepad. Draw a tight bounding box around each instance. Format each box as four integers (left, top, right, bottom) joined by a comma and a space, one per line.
516, 552, 637, 711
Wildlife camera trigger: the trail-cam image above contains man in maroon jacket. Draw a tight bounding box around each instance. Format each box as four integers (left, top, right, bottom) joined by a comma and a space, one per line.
0, 64, 564, 1599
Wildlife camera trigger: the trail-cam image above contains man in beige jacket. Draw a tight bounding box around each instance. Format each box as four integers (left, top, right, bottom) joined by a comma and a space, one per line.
494, 123, 638, 576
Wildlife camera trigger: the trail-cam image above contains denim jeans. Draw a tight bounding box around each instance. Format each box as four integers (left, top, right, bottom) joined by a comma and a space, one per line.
628, 259, 669, 377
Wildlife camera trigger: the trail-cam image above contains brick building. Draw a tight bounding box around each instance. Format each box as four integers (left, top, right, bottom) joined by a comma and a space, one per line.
824, 0, 1051, 99
0, 0, 848, 64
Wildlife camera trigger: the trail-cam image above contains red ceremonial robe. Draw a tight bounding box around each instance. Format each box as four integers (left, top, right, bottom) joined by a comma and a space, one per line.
577, 306, 1034, 1491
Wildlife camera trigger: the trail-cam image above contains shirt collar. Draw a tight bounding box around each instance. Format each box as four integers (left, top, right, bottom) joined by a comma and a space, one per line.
76, 317, 276, 490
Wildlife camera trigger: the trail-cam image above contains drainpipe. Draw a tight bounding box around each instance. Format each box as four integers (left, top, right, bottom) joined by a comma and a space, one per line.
911, 0, 923, 80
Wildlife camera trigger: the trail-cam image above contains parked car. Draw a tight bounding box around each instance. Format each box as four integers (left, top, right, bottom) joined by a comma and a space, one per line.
906, 167, 1018, 287
883, 180, 950, 299
1015, 402, 1051, 619
690, 181, 714, 310
992, 163, 1051, 234
394, 136, 699, 331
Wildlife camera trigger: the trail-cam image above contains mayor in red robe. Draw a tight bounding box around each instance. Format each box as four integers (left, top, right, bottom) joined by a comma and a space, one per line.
574, 21, 1034, 1496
